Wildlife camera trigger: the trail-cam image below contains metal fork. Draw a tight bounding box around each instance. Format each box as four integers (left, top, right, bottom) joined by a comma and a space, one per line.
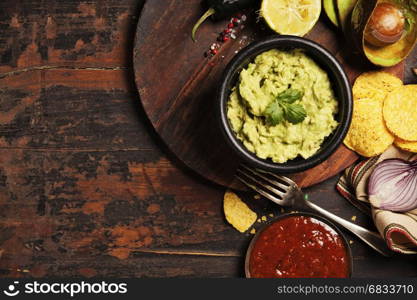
237, 165, 392, 257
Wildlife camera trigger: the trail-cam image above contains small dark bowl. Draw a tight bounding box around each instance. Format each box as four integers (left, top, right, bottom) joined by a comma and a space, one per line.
218, 36, 353, 173
245, 212, 353, 278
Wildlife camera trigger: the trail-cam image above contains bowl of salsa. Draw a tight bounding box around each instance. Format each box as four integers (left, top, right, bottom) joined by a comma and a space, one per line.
245, 212, 352, 278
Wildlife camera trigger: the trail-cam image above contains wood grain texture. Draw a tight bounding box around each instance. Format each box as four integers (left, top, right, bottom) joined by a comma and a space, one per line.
0, 0, 416, 278
134, 0, 406, 190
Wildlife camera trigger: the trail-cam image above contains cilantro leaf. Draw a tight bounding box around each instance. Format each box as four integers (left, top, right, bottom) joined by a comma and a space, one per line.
263, 88, 306, 126
264, 101, 284, 126
284, 103, 307, 124
277, 89, 304, 104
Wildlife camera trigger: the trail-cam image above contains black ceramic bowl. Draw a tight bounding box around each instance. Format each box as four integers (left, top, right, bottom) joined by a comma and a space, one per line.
219, 36, 353, 173
245, 212, 353, 278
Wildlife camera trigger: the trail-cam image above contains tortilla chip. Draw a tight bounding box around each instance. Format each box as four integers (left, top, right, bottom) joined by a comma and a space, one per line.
394, 138, 417, 153
352, 71, 403, 102
383, 85, 417, 141
344, 98, 394, 157
223, 190, 257, 233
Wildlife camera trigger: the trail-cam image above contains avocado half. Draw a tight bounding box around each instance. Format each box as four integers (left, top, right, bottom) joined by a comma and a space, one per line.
324, 0, 339, 26
324, 0, 358, 29
337, 0, 358, 31
351, 0, 417, 67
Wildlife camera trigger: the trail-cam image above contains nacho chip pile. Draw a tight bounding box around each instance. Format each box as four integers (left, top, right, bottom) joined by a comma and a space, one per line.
344, 71, 417, 156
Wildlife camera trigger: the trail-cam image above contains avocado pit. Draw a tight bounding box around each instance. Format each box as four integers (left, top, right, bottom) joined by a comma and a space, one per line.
365, 2, 405, 47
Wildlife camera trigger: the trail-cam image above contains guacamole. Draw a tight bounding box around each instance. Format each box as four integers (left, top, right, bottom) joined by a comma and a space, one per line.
227, 49, 339, 163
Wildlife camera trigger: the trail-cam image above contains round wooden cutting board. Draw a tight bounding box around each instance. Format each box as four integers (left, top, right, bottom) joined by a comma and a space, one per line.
133, 0, 404, 189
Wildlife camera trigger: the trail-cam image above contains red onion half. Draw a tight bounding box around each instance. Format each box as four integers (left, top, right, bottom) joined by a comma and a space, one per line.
368, 158, 417, 212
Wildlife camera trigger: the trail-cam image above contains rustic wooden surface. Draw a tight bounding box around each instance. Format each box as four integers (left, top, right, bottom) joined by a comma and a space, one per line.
0, 0, 416, 278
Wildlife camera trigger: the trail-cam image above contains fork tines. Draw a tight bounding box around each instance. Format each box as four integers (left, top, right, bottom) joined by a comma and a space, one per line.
236, 165, 293, 205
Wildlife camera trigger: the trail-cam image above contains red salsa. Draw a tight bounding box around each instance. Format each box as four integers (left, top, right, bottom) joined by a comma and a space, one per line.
249, 215, 350, 278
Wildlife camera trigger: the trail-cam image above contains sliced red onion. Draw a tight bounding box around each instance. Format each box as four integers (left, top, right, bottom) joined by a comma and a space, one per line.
368, 159, 417, 212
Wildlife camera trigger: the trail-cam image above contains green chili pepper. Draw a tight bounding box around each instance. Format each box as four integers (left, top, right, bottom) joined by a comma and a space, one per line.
192, 0, 259, 42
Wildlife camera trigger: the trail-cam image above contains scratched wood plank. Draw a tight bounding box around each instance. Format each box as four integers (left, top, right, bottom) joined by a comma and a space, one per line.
0, 0, 416, 279
0, 0, 142, 74
0, 67, 246, 276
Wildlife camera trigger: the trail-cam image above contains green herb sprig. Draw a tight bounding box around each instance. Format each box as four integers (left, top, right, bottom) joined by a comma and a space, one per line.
264, 89, 307, 126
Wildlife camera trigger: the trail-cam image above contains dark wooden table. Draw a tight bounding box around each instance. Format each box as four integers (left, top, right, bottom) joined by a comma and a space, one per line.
0, 0, 416, 278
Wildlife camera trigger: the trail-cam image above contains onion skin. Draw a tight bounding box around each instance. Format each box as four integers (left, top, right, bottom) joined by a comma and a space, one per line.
364, 3, 405, 47
368, 159, 417, 212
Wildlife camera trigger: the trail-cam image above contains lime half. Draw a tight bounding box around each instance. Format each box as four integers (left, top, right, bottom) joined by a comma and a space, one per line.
261, 0, 322, 36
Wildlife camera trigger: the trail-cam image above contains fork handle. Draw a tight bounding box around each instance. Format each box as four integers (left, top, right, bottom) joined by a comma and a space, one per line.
305, 201, 393, 257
